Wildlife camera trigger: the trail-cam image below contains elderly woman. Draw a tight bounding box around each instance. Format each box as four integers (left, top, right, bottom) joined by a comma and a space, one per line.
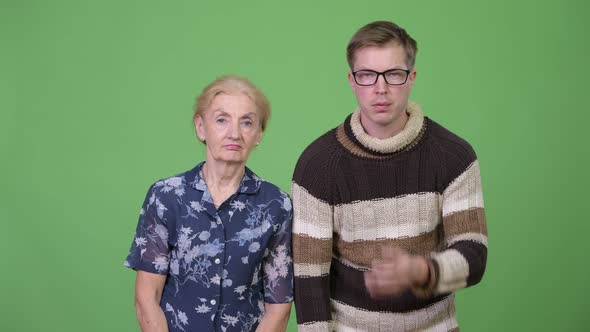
124, 75, 293, 332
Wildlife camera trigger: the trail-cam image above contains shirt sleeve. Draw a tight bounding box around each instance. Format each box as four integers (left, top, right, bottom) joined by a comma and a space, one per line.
262, 193, 294, 304
124, 184, 172, 275
426, 159, 488, 295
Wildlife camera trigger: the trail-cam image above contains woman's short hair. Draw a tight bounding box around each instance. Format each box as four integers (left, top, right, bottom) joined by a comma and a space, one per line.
346, 21, 418, 70
194, 75, 271, 132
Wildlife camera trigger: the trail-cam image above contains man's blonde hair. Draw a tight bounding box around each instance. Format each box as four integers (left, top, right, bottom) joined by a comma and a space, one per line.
347, 21, 418, 70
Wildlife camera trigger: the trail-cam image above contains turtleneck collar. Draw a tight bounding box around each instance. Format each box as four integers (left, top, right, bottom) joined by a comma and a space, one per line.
337, 102, 426, 158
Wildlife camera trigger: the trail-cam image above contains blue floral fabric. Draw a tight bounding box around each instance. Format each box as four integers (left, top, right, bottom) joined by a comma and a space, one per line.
124, 162, 293, 332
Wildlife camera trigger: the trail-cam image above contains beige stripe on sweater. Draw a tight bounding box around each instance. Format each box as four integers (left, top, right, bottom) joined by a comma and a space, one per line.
331, 295, 458, 332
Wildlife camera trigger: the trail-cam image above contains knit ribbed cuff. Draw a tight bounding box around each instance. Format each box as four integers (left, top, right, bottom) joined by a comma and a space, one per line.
411, 257, 439, 298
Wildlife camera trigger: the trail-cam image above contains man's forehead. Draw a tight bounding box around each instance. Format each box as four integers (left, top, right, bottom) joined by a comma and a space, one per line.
353, 44, 408, 69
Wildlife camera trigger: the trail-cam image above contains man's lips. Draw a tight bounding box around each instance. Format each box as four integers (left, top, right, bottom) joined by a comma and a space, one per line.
372, 102, 391, 107
372, 102, 391, 110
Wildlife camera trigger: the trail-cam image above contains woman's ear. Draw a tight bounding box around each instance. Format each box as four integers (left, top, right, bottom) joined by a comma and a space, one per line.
194, 115, 206, 142
255, 129, 262, 146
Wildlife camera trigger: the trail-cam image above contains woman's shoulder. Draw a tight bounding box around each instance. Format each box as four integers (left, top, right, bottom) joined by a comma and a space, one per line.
145, 164, 201, 201
244, 168, 292, 213
245, 168, 289, 197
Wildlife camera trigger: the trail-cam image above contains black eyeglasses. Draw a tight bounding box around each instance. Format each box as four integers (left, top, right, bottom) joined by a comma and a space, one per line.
352, 69, 411, 86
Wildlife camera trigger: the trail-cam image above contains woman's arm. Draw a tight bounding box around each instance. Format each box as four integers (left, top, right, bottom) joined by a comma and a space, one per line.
135, 271, 168, 332
256, 303, 291, 332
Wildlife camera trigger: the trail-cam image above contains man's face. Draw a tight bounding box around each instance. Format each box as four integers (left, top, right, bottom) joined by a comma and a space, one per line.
348, 43, 416, 137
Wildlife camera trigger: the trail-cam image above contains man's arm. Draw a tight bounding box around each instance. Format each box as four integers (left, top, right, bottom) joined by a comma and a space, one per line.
292, 146, 335, 332
135, 271, 168, 332
364, 160, 487, 298
430, 159, 487, 294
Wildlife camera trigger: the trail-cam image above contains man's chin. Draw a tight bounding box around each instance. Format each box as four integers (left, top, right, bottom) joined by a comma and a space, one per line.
370, 111, 394, 123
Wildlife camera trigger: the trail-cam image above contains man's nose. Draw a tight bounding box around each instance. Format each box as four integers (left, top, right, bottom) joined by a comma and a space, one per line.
374, 74, 388, 92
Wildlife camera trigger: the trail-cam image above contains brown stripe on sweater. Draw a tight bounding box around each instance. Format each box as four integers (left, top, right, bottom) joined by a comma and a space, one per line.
334, 224, 445, 267
294, 275, 332, 324
330, 144, 442, 204
336, 125, 388, 159
330, 259, 450, 312
293, 234, 332, 265
449, 241, 487, 287
443, 207, 487, 237
293, 118, 480, 207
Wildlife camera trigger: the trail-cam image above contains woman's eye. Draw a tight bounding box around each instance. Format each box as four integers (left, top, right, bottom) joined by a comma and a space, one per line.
241, 120, 253, 127
216, 118, 226, 124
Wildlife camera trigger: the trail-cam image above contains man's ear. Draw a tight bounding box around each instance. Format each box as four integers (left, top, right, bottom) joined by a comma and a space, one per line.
347, 71, 356, 91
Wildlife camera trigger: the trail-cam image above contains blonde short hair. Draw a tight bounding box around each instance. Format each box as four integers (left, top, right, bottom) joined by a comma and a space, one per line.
193, 75, 271, 131
347, 21, 418, 70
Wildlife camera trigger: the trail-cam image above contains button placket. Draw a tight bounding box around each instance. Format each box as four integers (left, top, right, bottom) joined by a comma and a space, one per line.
210, 212, 224, 318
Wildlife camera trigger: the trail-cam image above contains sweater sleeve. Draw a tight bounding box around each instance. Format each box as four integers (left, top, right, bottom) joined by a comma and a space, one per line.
430, 157, 488, 295
292, 139, 337, 332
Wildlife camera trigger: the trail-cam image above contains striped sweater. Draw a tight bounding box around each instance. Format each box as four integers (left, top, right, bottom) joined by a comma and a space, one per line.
291, 103, 487, 331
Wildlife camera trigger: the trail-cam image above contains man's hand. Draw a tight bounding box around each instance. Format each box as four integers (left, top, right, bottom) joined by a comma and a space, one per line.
364, 247, 430, 299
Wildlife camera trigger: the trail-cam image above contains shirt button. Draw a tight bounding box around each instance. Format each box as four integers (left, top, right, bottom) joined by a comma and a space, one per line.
210, 299, 216, 305
214, 258, 221, 264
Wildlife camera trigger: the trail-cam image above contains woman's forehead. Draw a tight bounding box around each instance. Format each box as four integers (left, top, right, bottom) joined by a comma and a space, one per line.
208, 93, 259, 117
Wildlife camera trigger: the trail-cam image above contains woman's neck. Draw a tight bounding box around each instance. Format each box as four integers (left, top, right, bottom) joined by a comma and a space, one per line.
201, 160, 245, 208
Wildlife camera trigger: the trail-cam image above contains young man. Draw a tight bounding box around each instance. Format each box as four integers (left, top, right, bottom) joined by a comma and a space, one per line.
292, 21, 487, 331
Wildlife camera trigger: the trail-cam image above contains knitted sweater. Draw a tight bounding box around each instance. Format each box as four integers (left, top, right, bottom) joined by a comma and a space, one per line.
291, 103, 487, 331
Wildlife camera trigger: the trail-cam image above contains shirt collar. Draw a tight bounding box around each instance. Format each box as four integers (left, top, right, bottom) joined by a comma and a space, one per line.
190, 162, 261, 195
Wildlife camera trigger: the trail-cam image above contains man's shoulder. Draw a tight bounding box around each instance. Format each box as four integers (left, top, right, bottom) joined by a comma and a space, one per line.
291, 126, 343, 202
294, 127, 342, 174
426, 117, 477, 162
299, 126, 342, 160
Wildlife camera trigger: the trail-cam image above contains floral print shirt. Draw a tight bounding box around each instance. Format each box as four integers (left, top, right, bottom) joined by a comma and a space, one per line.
124, 162, 293, 332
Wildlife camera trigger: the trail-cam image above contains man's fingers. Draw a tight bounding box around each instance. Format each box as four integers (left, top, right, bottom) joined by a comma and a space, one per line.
381, 246, 395, 260
364, 271, 378, 297
382, 246, 405, 261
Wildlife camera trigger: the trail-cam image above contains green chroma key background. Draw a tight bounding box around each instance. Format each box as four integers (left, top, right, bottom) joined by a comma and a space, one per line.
1, 0, 588, 330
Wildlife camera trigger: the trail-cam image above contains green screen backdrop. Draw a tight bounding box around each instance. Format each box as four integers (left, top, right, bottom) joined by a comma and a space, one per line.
2, 0, 589, 331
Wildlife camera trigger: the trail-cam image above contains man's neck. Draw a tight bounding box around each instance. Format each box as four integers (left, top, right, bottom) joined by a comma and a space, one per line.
360, 111, 409, 139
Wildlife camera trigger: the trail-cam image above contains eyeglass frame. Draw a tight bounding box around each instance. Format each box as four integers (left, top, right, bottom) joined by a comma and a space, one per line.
351, 68, 412, 86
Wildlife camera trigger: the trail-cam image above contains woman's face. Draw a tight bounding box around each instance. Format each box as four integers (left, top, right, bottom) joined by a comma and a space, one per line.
195, 93, 262, 166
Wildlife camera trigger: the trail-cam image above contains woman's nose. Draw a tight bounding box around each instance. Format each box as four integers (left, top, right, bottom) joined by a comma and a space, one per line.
228, 120, 240, 138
